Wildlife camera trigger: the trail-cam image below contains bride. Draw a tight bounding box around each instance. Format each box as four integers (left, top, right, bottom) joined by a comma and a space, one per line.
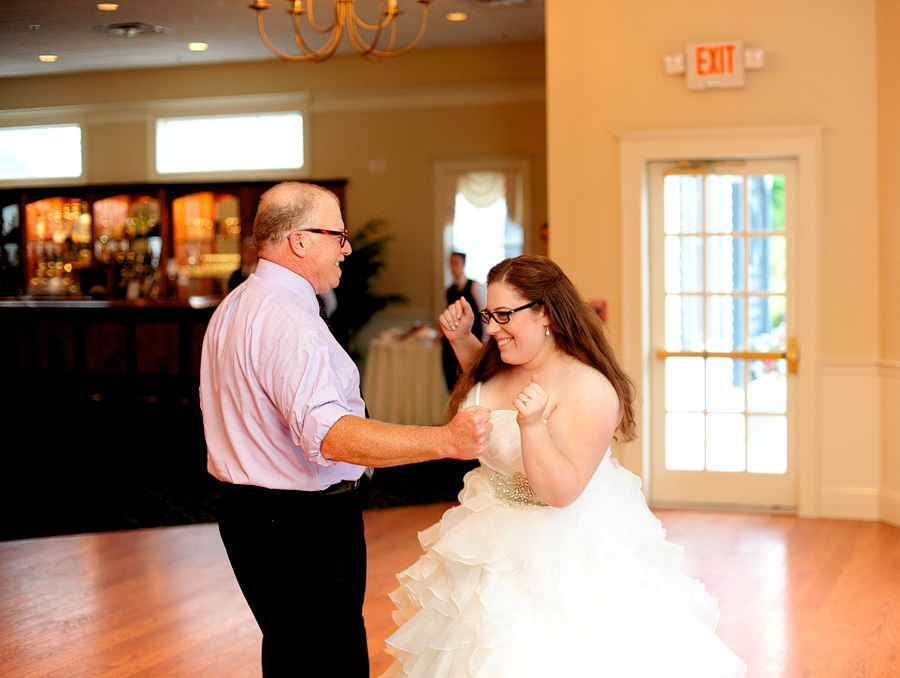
378, 255, 746, 678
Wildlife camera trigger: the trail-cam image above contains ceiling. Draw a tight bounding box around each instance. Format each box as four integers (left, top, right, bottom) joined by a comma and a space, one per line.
0, 0, 545, 79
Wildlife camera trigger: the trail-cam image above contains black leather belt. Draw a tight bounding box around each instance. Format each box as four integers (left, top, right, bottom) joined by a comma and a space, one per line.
219, 478, 363, 500
317, 478, 363, 496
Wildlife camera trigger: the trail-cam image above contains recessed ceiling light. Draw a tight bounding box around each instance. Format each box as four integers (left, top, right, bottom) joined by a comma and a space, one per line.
97, 3, 119, 10
188, 42, 209, 52
446, 12, 468, 22
39, 55, 58, 62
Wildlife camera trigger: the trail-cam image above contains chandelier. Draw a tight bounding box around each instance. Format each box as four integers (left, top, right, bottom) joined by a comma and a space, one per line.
249, 0, 433, 62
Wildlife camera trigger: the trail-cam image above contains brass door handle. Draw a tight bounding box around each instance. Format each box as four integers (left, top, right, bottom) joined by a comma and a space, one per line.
785, 337, 799, 374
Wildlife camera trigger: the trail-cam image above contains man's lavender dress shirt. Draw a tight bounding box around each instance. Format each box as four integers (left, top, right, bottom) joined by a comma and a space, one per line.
201, 259, 367, 491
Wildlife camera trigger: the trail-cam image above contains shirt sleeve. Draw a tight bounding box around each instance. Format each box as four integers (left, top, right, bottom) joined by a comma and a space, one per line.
263, 325, 364, 469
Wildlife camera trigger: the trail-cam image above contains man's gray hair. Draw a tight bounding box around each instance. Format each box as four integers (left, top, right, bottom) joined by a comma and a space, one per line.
252, 182, 340, 252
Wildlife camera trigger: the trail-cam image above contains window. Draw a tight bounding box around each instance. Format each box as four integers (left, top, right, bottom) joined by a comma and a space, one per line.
0, 124, 82, 180
155, 112, 305, 176
434, 159, 529, 308
449, 172, 524, 284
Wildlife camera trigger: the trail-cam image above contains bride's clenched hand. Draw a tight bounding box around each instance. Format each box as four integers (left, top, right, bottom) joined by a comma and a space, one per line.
514, 374, 548, 427
440, 297, 476, 341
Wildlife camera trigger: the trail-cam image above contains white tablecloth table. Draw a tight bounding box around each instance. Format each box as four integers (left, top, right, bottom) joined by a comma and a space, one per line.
362, 336, 449, 426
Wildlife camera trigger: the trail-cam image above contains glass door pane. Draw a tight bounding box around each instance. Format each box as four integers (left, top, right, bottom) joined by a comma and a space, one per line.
663, 171, 787, 474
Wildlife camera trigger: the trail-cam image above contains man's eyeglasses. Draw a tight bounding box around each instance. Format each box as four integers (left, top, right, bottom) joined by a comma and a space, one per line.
479, 300, 542, 325
288, 228, 349, 248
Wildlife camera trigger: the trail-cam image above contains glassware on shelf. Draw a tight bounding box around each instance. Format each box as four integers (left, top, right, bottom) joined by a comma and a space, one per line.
24, 197, 93, 296
93, 195, 163, 299
172, 192, 241, 299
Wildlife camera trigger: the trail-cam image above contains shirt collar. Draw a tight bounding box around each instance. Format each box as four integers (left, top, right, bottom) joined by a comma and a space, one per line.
254, 258, 318, 308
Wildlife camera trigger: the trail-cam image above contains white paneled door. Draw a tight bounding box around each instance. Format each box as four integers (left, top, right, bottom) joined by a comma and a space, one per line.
648, 159, 798, 509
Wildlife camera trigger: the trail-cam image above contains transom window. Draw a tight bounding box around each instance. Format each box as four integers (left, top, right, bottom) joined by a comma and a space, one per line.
155, 112, 305, 175
0, 124, 82, 180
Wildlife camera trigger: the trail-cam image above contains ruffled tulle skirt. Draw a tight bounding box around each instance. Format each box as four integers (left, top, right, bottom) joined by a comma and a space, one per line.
378, 457, 746, 678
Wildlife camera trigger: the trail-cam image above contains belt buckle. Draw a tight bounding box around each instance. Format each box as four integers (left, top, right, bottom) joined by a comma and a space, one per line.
323, 478, 361, 495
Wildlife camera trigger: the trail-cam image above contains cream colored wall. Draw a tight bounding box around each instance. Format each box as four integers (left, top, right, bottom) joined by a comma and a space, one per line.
877, 0, 900, 527
310, 98, 546, 319
1, 44, 547, 321
547, 0, 893, 520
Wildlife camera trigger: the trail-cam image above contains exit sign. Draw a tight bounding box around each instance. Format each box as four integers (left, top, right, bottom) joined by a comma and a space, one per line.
686, 41, 745, 90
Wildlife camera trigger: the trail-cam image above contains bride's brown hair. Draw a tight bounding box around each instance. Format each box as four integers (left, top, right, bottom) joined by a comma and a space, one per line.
446, 255, 637, 442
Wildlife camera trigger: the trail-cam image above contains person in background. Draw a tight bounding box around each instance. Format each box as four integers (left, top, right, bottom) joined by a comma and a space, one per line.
441, 251, 486, 391
200, 182, 492, 678
227, 237, 258, 292
378, 254, 746, 678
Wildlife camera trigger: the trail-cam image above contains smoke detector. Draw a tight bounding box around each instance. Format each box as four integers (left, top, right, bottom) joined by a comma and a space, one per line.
95, 22, 172, 38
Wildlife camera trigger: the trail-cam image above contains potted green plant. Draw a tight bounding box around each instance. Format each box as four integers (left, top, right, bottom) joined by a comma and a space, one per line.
329, 218, 406, 360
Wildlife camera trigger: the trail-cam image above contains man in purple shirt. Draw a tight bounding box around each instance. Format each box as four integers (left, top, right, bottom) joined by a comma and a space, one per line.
200, 181, 492, 677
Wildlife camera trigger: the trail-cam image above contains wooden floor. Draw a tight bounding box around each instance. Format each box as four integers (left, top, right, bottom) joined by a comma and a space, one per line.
1, 504, 898, 678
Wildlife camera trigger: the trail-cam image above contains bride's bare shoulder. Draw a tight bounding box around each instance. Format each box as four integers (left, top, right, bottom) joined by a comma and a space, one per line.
555, 360, 619, 409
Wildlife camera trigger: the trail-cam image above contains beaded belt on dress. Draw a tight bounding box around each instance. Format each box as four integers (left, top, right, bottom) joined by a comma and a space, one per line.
488, 471, 548, 507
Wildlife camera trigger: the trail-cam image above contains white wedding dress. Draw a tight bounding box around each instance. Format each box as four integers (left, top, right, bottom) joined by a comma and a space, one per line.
378, 384, 747, 678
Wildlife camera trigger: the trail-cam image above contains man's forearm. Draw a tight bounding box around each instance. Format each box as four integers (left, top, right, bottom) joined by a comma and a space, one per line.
321, 406, 491, 467
320, 415, 452, 467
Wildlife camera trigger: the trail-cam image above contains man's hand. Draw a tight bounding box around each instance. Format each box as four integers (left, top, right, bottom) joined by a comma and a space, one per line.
443, 405, 492, 459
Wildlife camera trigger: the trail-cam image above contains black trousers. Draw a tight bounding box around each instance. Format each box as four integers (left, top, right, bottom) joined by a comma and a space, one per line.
217, 482, 369, 677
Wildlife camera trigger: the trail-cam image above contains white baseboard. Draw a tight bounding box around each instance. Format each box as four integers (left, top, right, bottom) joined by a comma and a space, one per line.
819, 485, 881, 521
881, 488, 900, 527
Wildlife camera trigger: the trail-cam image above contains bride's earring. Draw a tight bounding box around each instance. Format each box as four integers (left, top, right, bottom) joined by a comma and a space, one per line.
545, 326, 550, 336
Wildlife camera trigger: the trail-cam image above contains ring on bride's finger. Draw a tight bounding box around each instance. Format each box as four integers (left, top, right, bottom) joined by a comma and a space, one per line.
522, 395, 531, 404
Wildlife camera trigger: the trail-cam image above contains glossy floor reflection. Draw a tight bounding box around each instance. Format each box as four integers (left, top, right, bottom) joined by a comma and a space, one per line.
1, 505, 898, 677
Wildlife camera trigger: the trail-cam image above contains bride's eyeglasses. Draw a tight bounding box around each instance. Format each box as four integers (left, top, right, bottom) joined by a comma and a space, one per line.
479, 300, 542, 325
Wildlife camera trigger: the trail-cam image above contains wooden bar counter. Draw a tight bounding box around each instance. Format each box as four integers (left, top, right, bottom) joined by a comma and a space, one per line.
0, 296, 223, 541
0, 295, 219, 401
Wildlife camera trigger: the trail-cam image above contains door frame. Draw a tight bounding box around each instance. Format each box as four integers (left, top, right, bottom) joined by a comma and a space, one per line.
617, 125, 824, 517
